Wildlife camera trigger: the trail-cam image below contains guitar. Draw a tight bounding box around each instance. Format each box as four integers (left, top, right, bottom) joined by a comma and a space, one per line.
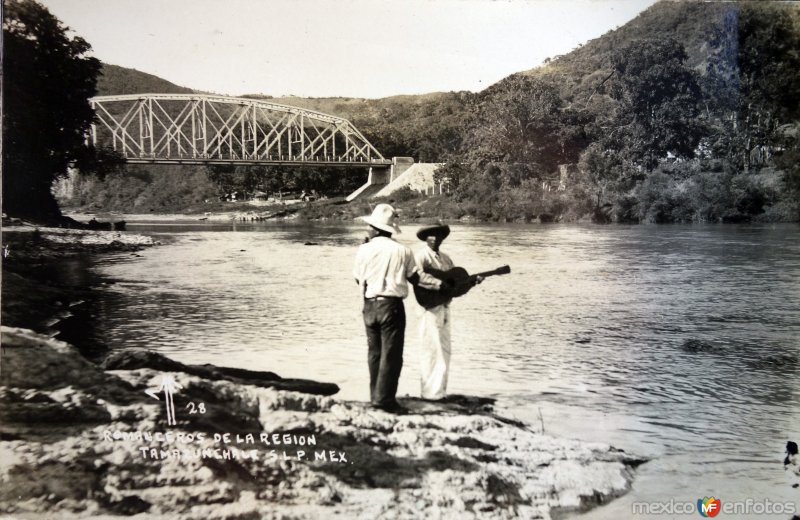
414, 265, 511, 309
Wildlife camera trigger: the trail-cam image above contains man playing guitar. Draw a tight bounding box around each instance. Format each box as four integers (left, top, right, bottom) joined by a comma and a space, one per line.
414, 222, 482, 400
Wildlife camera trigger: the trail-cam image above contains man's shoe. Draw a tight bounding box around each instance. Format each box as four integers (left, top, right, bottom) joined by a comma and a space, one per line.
387, 403, 409, 415
372, 402, 408, 415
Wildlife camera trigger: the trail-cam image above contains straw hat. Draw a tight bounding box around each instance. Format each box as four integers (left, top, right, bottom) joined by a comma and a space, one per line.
361, 204, 401, 234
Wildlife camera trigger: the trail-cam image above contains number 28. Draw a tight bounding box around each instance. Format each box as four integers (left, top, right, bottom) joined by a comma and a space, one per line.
186, 402, 206, 414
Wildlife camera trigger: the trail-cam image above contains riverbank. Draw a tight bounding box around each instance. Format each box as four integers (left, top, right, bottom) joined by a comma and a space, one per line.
59, 165, 800, 226
1, 222, 156, 341
63, 184, 800, 226
0, 224, 649, 518
62, 192, 587, 226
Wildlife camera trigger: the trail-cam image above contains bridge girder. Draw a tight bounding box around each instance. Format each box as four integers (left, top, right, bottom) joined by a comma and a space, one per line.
89, 94, 390, 167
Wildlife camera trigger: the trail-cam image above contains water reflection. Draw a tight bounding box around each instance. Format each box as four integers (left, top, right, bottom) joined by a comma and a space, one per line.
86, 222, 799, 517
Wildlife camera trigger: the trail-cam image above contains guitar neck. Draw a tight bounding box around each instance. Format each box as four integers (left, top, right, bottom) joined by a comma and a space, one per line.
473, 265, 511, 279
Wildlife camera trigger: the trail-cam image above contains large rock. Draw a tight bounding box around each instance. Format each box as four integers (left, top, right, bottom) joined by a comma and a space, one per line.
0, 327, 141, 441
0, 327, 109, 390
102, 349, 340, 396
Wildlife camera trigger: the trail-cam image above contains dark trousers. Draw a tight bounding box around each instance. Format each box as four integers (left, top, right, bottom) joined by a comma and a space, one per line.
363, 298, 406, 407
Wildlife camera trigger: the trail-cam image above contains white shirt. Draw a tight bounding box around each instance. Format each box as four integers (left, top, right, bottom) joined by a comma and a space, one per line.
353, 236, 423, 298
415, 245, 454, 274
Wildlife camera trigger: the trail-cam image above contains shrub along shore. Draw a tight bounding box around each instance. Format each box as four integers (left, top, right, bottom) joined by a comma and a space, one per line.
60, 167, 800, 226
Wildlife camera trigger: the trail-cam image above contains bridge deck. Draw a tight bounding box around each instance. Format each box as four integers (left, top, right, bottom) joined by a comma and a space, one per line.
124, 158, 392, 167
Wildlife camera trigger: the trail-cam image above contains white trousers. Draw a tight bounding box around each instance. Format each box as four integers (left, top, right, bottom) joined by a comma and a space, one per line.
419, 304, 451, 400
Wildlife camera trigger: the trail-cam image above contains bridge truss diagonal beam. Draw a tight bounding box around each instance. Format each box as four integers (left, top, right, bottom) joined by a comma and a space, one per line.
89, 94, 390, 167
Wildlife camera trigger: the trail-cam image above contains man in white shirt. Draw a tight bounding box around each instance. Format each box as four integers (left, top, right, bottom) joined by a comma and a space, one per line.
353, 204, 445, 414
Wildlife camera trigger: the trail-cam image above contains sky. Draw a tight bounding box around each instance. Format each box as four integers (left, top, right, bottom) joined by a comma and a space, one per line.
40, 0, 660, 99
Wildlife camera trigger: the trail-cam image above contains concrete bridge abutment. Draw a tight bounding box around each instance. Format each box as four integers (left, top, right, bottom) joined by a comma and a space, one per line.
346, 157, 415, 201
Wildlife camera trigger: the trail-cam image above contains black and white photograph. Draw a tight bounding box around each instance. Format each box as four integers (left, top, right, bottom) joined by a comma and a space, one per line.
2, 0, 799, 518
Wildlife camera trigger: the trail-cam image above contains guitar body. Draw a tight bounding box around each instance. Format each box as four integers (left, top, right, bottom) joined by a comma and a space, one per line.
414, 265, 510, 309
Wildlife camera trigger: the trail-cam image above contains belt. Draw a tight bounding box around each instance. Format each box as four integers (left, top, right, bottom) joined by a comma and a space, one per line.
364, 296, 401, 301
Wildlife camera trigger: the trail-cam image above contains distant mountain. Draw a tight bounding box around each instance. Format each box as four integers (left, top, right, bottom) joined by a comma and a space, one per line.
517, 1, 799, 112
521, 0, 734, 77
239, 92, 452, 121
237, 92, 471, 161
96, 64, 195, 96
94, 63, 453, 119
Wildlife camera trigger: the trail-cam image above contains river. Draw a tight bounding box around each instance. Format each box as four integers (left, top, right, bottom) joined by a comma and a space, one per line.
74, 220, 800, 518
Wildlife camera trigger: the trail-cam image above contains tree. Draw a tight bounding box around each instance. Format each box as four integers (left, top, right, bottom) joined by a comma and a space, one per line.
603, 37, 704, 171
447, 75, 588, 206
578, 38, 705, 220
3, 0, 101, 220
737, 4, 800, 123
578, 143, 625, 213
471, 76, 571, 179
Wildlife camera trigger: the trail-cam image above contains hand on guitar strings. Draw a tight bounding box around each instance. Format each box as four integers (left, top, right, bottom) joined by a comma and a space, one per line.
440, 278, 456, 293
468, 275, 484, 288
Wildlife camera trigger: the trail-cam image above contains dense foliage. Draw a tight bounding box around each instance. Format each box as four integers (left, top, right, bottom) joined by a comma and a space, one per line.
61, 166, 219, 213
58, 163, 369, 213
3, 0, 101, 220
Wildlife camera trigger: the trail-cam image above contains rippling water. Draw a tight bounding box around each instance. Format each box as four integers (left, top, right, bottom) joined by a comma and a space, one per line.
87, 221, 799, 518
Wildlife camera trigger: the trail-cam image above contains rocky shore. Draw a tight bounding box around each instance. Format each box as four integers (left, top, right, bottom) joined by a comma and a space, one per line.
1, 222, 647, 519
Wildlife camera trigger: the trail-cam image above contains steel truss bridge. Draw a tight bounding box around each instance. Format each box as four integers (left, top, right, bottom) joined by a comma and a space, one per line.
89, 94, 390, 167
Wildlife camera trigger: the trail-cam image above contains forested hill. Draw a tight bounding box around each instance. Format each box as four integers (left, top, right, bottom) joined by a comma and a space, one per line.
525, 0, 746, 76
96, 64, 195, 96
521, 0, 800, 109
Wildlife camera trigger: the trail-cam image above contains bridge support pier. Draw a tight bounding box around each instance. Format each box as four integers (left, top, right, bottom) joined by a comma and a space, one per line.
346, 157, 414, 201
